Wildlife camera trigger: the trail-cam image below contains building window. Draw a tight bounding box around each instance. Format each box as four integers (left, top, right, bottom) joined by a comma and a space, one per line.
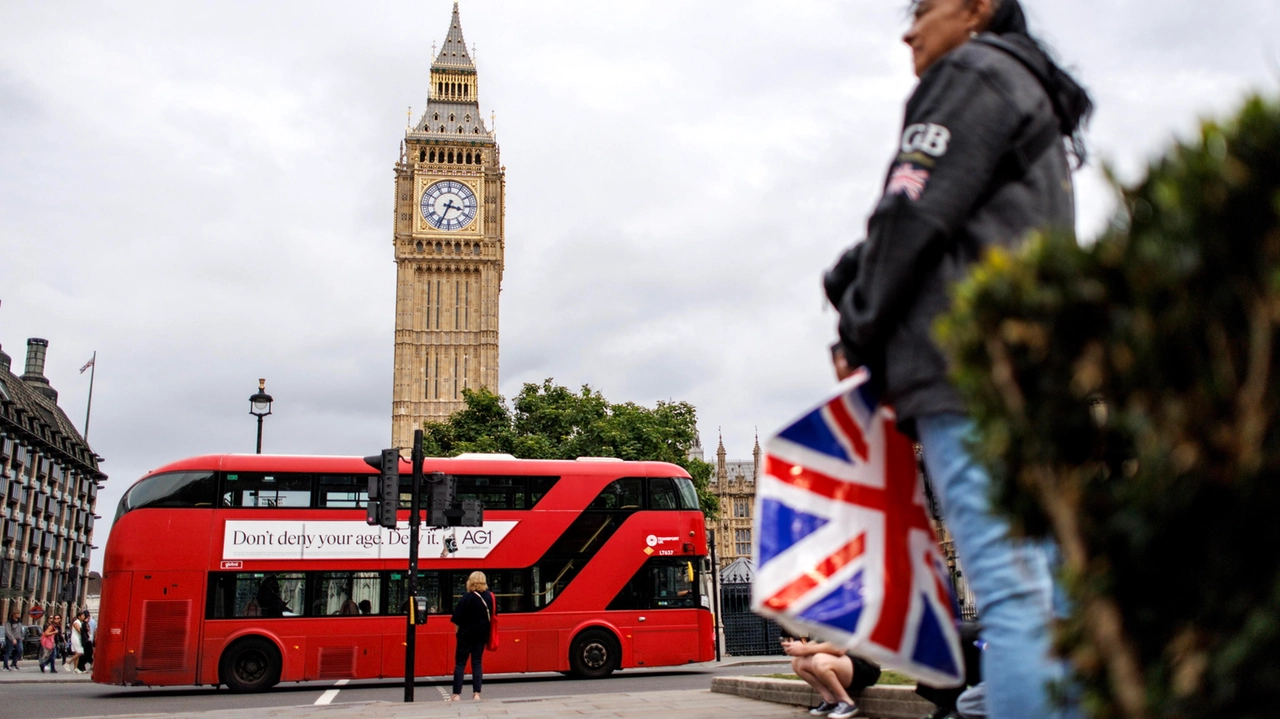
733, 497, 749, 518
734, 529, 751, 557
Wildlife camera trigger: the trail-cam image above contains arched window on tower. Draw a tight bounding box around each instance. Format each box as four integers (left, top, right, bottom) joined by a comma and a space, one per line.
447, 150, 454, 163
465, 152, 472, 165
472, 243, 480, 255
433, 112, 439, 121
449, 113, 455, 122
435, 242, 443, 253
429, 150, 436, 163
457, 126, 464, 134
439, 125, 446, 133
419, 150, 426, 162
415, 241, 423, 253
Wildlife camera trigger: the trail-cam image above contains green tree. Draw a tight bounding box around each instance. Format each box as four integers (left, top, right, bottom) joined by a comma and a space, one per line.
420, 379, 719, 519
937, 96, 1280, 718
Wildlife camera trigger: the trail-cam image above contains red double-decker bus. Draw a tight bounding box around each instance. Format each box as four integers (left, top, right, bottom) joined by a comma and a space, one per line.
94, 453, 714, 691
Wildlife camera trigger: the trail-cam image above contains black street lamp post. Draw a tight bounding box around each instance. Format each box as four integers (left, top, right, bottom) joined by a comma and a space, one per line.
248, 378, 273, 454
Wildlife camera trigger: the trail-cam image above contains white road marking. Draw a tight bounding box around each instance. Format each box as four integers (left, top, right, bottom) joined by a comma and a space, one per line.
314, 679, 349, 705
437, 685, 451, 701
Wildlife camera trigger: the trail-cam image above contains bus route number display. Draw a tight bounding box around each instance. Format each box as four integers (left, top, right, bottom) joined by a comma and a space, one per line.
221, 520, 517, 560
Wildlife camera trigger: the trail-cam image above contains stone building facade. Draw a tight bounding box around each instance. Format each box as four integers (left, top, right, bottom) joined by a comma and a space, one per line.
0, 338, 106, 623
390, 2, 505, 451
692, 433, 761, 566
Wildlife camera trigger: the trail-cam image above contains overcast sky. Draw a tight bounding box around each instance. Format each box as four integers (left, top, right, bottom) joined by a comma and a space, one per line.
2, 1, 1277, 572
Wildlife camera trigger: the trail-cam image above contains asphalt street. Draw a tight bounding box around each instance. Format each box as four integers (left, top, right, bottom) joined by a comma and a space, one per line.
0, 660, 794, 719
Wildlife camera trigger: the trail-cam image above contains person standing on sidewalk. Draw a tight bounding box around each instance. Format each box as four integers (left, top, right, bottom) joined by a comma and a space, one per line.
2, 611, 21, 670
449, 571, 494, 702
823, 1, 1091, 717
38, 615, 61, 673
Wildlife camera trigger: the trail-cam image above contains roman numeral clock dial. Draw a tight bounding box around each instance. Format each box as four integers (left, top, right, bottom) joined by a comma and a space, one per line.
420, 180, 478, 231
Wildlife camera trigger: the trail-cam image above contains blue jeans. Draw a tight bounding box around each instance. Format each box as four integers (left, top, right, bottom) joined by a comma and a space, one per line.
451, 641, 484, 696
916, 413, 1079, 719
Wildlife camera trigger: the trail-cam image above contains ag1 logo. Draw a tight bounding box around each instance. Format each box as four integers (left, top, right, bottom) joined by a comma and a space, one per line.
901, 123, 951, 157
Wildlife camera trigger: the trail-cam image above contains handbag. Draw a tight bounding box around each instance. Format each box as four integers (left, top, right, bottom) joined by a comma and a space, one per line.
475, 591, 499, 651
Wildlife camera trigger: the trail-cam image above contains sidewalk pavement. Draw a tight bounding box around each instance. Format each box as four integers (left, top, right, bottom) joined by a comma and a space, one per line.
0, 657, 790, 685
21, 689, 811, 719
0, 662, 93, 683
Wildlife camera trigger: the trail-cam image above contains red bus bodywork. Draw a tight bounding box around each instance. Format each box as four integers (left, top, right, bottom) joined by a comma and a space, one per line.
93, 454, 714, 689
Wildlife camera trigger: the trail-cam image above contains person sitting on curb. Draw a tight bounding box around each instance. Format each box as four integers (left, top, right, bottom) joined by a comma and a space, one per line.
782, 635, 882, 719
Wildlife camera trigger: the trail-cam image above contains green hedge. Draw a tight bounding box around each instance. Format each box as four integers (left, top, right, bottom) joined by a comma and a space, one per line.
937, 96, 1280, 718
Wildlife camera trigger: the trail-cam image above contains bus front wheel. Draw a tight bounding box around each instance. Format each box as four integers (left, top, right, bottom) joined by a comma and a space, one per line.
569, 629, 619, 679
219, 636, 282, 693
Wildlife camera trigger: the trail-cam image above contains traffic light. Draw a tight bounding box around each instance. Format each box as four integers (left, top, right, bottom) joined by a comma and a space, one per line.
425, 472, 484, 527
426, 472, 455, 527
363, 449, 401, 529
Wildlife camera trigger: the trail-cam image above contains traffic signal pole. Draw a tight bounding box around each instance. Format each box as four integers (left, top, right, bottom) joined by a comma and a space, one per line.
404, 429, 424, 702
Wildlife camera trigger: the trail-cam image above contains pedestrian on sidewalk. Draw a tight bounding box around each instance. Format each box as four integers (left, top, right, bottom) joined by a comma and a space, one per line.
822, 0, 1091, 716
449, 570, 494, 702
76, 610, 95, 673
65, 610, 90, 673
782, 636, 881, 719
2, 610, 21, 670
38, 615, 62, 673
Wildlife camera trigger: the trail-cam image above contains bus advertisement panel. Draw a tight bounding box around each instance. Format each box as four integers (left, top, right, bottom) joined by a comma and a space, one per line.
93, 454, 714, 692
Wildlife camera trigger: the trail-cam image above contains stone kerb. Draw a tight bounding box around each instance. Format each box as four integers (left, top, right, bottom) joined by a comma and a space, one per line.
711, 676, 935, 719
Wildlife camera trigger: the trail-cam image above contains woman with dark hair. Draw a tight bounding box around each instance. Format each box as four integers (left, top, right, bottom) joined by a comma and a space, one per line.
823, 1, 1090, 717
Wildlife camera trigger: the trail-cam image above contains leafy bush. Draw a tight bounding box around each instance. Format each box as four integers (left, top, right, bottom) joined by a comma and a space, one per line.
936, 96, 1280, 718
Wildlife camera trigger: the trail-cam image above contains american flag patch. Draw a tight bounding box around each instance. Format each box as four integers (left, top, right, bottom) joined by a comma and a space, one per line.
887, 163, 930, 201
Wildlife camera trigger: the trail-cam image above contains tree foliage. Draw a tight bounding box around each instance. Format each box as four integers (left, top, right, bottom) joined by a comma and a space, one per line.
419, 379, 718, 519
937, 96, 1280, 718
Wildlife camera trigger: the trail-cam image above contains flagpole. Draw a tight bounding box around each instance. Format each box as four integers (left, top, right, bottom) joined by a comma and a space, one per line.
83, 351, 96, 442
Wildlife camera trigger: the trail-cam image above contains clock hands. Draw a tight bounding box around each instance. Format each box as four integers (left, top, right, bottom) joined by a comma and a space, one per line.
440, 198, 461, 218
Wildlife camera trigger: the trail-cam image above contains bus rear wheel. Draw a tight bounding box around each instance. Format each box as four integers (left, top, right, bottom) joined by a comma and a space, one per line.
219, 636, 281, 693
569, 629, 619, 679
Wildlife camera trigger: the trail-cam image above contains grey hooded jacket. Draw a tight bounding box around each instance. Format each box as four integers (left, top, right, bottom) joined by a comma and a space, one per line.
825, 37, 1075, 433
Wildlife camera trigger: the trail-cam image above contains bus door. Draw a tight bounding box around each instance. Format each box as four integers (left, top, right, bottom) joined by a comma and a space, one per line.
123, 570, 205, 686
631, 559, 700, 667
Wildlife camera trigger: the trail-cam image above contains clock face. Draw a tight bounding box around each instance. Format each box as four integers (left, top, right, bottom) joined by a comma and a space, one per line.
420, 180, 478, 231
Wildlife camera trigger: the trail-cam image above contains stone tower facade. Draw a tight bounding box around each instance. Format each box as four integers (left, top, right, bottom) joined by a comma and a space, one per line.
708, 432, 761, 566
391, 2, 504, 451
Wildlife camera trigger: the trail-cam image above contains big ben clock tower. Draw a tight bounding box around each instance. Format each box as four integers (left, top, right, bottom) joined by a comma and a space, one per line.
391, 2, 504, 450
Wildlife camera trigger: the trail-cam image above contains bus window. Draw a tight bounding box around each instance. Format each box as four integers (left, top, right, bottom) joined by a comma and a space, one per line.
529, 476, 557, 506
207, 572, 305, 618
388, 571, 443, 615
451, 569, 527, 613
222, 473, 312, 508
607, 558, 699, 610
589, 478, 642, 510
315, 571, 381, 615
317, 474, 369, 508
115, 471, 218, 520
673, 477, 700, 510
648, 477, 679, 509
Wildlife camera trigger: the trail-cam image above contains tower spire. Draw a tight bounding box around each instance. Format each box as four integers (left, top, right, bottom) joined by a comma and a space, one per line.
434, 1, 474, 69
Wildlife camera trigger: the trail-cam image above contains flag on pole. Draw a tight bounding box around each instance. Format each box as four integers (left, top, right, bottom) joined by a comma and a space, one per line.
80, 357, 95, 374
752, 369, 964, 687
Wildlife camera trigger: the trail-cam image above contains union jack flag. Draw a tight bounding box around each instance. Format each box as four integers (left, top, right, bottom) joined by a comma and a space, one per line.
752, 370, 964, 687
886, 162, 930, 201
